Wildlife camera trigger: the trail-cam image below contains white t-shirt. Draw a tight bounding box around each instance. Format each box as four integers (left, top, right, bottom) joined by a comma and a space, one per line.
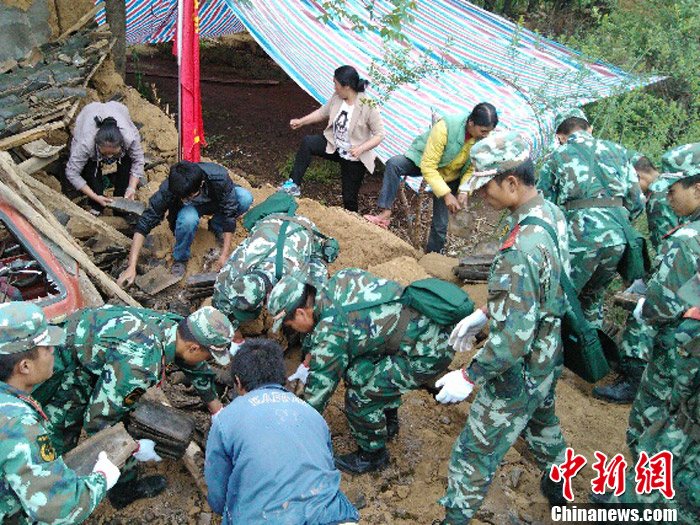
333, 101, 355, 160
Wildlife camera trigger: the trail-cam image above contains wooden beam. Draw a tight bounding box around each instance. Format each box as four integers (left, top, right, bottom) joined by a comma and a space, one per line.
57, 5, 101, 43
0, 121, 65, 151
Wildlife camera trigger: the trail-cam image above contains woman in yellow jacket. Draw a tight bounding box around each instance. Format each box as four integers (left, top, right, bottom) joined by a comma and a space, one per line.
365, 102, 498, 253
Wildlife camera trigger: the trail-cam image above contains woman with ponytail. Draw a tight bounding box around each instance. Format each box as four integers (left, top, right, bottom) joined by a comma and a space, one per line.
64, 101, 145, 214
279, 65, 385, 212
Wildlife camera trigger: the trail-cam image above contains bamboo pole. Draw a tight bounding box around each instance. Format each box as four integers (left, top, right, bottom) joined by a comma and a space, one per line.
0, 179, 140, 306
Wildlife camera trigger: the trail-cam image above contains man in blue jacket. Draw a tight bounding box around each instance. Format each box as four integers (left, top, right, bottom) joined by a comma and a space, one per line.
204, 338, 359, 525
117, 161, 253, 283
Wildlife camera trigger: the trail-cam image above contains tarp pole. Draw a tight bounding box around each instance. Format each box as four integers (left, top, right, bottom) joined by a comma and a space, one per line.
176, 0, 183, 162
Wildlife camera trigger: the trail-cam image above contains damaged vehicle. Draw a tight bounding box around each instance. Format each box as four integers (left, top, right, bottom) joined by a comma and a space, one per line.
0, 198, 83, 320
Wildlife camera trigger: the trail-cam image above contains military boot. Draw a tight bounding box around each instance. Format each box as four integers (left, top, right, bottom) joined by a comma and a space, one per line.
108, 475, 167, 509
592, 360, 645, 404
540, 473, 567, 507
385, 408, 399, 440
335, 447, 389, 474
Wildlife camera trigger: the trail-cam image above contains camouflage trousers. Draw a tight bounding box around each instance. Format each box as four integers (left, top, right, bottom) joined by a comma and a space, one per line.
627, 332, 676, 461
344, 314, 453, 451
617, 418, 700, 524
440, 364, 567, 524
569, 243, 626, 329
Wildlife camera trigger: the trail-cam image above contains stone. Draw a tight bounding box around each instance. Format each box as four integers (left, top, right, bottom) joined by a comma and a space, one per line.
439, 415, 451, 425
396, 486, 410, 499
508, 467, 524, 489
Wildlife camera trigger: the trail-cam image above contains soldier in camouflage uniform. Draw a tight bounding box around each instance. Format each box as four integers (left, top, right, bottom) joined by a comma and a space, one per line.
31, 304, 234, 509
212, 211, 330, 339
0, 302, 120, 524
537, 108, 644, 330
603, 273, 700, 523
434, 132, 569, 524
627, 165, 700, 460
594, 146, 698, 403
266, 268, 455, 474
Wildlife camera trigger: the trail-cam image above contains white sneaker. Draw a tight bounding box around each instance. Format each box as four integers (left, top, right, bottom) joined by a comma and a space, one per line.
278, 179, 301, 197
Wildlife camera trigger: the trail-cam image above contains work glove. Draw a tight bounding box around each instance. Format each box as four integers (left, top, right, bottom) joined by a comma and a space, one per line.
623, 278, 647, 296
633, 298, 646, 323
230, 339, 245, 358
287, 363, 310, 385
92, 451, 121, 490
132, 439, 162, 462
448, 309, 488, 352
435, 369, 475, 404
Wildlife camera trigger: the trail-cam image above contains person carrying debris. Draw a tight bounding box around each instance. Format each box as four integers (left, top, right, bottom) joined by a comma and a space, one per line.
0, 302, 120, 524
117, 160, 253, 282
205, 338, 359, 525
212, 193, 335, 342
433, 132, 570, 524
537, 108, 645, 331
363, 102, 498, 253
594, 151, 689, 403
31, 305, 235, 509
626, 157, 700, 461
64, 101, 145, 215
267, 268, 469, 474
279, 65, 385, 212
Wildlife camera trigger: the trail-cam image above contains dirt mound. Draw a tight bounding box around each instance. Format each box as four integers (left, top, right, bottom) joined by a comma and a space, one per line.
369, 256, 431, 285
419, 252, 461, 283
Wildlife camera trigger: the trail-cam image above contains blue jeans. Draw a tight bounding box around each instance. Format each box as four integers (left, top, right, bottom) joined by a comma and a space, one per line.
173, 187, 253, 262
378, 155, 459, 254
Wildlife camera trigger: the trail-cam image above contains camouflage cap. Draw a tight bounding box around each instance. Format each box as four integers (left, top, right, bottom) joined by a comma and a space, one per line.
660, 143, 700, 179
227, 271, 271, 321
186, 306, 235, 365
461, 132, 531, 192
0, 302, 65, 355
267, 271, 309, 333
554, 107, 588, 132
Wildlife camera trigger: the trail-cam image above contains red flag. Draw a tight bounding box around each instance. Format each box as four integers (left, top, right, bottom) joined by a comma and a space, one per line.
174, 0, 206, 161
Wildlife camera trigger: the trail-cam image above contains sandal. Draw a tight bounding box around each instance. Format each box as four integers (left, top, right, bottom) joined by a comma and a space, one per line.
363, 214, 390, 229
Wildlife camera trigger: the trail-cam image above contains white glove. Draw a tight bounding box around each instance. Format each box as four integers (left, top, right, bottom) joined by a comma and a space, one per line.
624, 278, 647, 295
435, 369, 475, 404
132, 439, 162, 462
287, 363, 310, 384
633, 297, 646, 323
448, 309, 488, 352
92, 451, 121, 490
230, 339, 245, 358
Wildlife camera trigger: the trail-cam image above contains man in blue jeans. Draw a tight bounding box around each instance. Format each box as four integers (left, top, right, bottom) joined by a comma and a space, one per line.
117, 161, 253, 284
204, 338, 359, 525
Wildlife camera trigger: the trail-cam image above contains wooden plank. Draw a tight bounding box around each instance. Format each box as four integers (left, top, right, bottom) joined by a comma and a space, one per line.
63, 423, 137, 476
613, 292, 643, 312
0, 121, 65, 151
57, 5, 101, 43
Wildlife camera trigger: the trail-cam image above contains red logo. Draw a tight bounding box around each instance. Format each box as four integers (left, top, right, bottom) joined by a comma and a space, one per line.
549, 448, 587, 502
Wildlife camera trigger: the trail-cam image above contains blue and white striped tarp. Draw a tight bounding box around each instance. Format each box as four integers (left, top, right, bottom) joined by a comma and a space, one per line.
222, 0, 656, 159
101, 0, 656, 160
95, 0, 244, 44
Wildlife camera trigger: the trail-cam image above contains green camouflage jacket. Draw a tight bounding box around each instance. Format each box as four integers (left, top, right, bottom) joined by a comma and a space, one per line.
33, 306, 217, 436
646, 177, 682, 251
467, 194, 569, 388
0, 382, 106, 524
642, 210, 700, 347
302, 269, 409, 412
670, 274, 700, 417
213, 214, 328, 328
538, 130, 644, 250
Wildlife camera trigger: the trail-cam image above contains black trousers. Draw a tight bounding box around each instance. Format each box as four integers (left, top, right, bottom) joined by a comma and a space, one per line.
290, 134, 366, 212
83, 154, 133, 211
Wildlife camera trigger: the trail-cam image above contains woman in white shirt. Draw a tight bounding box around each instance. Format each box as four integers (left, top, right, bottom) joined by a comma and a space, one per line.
280, 66, 385, 212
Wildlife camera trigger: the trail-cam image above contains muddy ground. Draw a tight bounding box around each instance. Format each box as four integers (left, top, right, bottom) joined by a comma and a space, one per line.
74, 38, 635, 525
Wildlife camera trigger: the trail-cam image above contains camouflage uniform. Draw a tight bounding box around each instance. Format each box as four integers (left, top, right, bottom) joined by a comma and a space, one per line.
267, 268, 454, 451
32, 305, 225, 456
627, 207, 700, 458
0, 303, 107, 524
439, 133, 569, 524
212, 214, 328, 330
616, 274, 700, 523
538, 127, 644, 329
